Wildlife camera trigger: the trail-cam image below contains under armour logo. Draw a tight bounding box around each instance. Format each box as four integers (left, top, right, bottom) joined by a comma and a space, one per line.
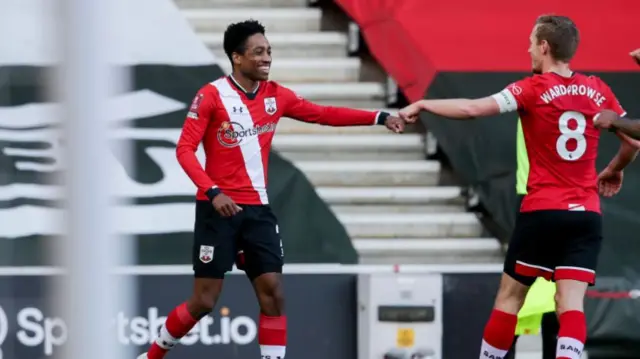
233, 106, 244, 113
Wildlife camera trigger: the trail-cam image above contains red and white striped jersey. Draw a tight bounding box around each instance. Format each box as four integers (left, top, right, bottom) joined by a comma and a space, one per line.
176, 76, 388, 205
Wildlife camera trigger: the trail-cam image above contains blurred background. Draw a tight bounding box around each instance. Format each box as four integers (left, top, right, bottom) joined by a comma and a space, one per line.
0, 0, 639, 358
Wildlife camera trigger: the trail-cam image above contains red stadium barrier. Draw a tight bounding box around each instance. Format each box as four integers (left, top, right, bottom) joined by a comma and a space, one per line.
334, 0, 640, 101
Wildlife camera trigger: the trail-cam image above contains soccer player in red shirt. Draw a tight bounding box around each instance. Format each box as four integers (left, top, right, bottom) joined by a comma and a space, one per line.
136, 20, 404, 359
398, 15, 638, 359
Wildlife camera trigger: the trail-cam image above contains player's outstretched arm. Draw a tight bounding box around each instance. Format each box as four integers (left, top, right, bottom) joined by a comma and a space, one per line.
594, 109, 640, 144
612, 118, 640, 145
281, 86, 405, 133
398, 96, 502, 122
611, 118, 640, 141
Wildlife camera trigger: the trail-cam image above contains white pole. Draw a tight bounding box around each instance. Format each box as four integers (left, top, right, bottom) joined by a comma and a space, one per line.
54, 0, 130, 358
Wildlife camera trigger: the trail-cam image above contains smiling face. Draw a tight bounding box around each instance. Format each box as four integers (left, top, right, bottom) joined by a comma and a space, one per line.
232, 33, 272, 81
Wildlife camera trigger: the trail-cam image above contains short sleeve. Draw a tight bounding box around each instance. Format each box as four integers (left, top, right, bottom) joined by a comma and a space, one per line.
491, 77, 534, 113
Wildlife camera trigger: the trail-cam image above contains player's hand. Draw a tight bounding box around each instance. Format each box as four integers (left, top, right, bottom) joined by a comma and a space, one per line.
593, 109, 619, 130
384, 116, 405, 133
597, 167, 623, 197
398, 102, 422, 123
212, 193, 243, 217
630, 48, 640, 66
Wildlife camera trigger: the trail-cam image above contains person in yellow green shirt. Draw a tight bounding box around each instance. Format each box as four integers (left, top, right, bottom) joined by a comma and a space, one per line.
504, 118, 560, 359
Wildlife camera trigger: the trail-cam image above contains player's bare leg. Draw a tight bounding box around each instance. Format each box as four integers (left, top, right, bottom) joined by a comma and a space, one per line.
494, 273, 530, 313
478, 273, 530, 359
140, 278, 224, 359
187, 277, 225, 316
252, 272, 286, 359
554, 279, 588, 359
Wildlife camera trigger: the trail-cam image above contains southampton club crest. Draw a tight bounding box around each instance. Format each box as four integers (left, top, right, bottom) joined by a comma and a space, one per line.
199, 245, 214, 263
264, 97, 277, 115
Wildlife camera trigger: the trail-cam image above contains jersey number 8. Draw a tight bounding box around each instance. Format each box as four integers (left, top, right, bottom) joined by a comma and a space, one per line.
556, 111, 587, 161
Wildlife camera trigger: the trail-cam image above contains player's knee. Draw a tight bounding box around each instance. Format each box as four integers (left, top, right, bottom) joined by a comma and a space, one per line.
555, 291, 572, 314
495, 289, 526, 314
191, 293, 216, 313
189, 278, 223, 315
258, 292, 284, 317
554, 279, 588, 314
554, 288, 584, 314
494, 274, 529, 313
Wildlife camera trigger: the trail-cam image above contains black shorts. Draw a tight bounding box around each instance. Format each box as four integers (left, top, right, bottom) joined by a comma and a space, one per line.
504, 209, 602, 286
193, 200, 283, 280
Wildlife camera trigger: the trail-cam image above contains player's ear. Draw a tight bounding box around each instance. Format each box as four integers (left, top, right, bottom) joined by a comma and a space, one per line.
540, 40, 549, 55
232, 52, 242, 66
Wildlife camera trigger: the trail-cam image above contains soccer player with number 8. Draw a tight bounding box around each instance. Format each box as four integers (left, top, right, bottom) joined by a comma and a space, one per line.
398, 14, 638, 359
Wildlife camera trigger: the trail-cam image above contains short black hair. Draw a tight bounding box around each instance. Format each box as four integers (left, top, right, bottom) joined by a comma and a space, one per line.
223, 20, 266, 61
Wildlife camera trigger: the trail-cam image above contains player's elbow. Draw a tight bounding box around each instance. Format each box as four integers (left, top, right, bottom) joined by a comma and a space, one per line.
464, 98, 500, 118
462, 103, 483, 118
175, 143, 194, 163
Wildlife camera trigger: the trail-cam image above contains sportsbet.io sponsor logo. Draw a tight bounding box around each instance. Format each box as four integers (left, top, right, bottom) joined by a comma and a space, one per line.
0, 305, 256, 356
217, 121, 276, 148
0, 306, 69, 357
118, 306, 257, 347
